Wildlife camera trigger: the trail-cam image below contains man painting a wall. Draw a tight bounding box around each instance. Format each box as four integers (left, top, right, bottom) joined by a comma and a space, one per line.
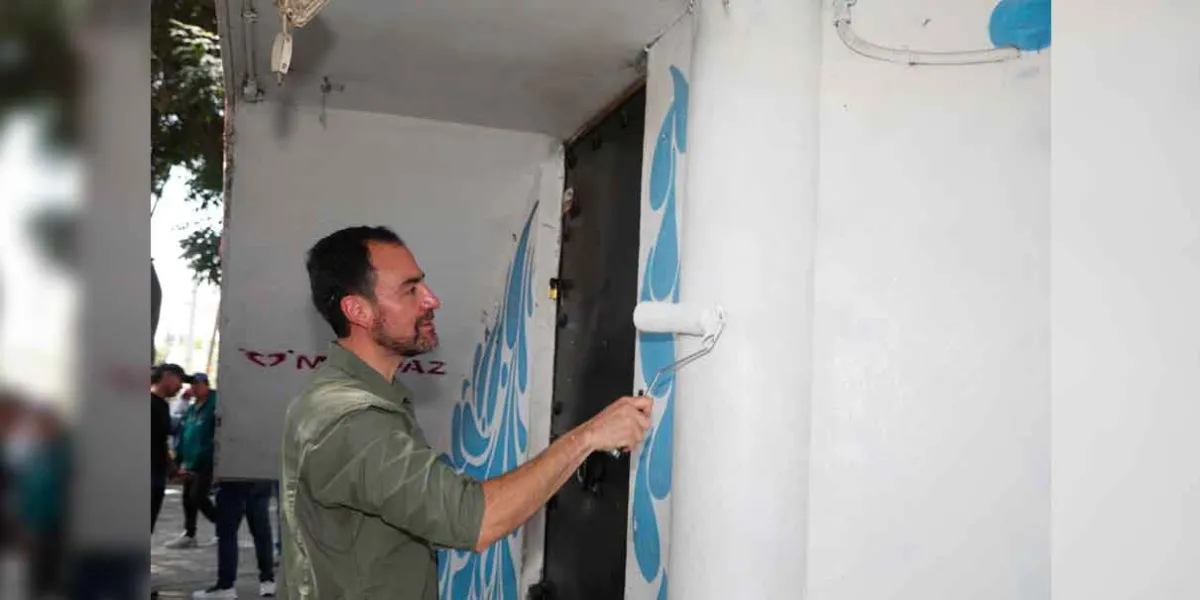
280, 226, 653, 599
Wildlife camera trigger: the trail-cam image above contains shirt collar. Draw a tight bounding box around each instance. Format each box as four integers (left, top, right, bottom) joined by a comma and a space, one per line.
324, 342, 413, 406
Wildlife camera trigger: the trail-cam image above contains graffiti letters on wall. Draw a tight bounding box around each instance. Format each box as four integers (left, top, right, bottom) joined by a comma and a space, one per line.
236, 347, 448, 374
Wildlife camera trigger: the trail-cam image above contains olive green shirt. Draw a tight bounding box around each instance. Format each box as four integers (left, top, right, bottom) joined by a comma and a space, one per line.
279, 342, 485, 599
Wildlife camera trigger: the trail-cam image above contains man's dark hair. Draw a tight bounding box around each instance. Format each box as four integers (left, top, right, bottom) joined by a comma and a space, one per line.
306, 226, 405, 338
151, 363, 188, 385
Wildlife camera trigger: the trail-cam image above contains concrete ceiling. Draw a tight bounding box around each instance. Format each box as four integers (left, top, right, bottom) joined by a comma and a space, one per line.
219, 0, 689, 137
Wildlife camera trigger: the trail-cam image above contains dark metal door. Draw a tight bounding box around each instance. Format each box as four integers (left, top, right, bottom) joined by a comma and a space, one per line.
535, 88, 645, 600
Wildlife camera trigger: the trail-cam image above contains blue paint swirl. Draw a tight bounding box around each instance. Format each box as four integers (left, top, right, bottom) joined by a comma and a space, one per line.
631, 65, 688, 599
438, 203, 538, 599
989, 0, 1051, 51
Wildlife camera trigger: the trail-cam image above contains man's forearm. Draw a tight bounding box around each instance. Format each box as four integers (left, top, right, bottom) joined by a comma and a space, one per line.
475, 425, 595, 551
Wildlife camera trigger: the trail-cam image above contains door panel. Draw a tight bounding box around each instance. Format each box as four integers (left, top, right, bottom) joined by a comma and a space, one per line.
535, 88, 646, 600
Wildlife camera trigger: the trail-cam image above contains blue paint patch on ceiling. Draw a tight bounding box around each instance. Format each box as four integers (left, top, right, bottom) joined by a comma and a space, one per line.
989, 0, 1051, 51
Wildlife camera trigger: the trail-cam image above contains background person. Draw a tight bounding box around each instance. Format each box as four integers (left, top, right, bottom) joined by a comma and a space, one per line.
165, 373, 218, 549
192, 479, 277, 599
151, 363, 187, 533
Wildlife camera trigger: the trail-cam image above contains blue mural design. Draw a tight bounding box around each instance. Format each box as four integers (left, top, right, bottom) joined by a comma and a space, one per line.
631, 65, 688, 598
989, 0, 1051, 51
438, 203, 538, 599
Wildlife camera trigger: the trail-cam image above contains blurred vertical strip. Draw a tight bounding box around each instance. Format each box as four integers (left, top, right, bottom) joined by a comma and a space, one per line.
69, 0, 153, 597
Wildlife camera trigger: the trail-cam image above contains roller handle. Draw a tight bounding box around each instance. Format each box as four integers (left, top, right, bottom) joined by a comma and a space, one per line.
603, 386, 652, 458
602, 386, 650, 459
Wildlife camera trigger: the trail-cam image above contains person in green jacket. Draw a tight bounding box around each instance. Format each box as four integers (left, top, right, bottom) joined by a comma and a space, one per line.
281, 226, 653, 599
165, 373, 218, 549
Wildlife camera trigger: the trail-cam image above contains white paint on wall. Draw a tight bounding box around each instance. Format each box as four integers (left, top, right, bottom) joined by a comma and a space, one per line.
1051, 1, 1200, 598
669, 0, 823, 598
808, 0, 1050, 598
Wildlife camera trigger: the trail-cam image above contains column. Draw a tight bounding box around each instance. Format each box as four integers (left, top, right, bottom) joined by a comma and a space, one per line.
669, 0, 822, 598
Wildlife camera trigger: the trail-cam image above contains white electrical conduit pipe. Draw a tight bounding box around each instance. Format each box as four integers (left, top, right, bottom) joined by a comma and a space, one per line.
833, 0, 1021, 65
240, 0, 262, 100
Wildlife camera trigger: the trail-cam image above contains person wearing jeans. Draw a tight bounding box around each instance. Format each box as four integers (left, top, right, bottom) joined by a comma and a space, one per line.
178, 468, 218, 542
192, 479, 276, 598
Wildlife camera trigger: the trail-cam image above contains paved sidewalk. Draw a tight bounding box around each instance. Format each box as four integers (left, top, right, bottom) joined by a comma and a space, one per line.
151, 484, 280, 598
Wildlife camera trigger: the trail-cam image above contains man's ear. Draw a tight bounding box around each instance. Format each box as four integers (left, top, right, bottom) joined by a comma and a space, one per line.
340, 294, 375, 330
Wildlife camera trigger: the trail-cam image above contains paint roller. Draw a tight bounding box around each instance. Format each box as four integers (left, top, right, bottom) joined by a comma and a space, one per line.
604, 301, 726, 458
633, 301, 726, 395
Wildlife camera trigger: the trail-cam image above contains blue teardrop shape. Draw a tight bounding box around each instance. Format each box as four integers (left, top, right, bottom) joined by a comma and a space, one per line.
989, 0, 1051, 51
632, 432, 662, 580
649, 107, 676, 212
648, 389, 674, 499
648, 186, 679, 301
670, 66, 689, 152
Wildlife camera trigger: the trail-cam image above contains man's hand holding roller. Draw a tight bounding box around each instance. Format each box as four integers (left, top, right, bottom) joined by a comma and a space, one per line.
473, 395, 653, 551
581, 395, 655, 453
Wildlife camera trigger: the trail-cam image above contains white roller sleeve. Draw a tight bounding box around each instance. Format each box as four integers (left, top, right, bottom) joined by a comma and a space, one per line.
632, 302, 722, 338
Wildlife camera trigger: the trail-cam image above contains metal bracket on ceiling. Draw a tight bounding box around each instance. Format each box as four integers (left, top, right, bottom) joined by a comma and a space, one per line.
240, 1, 264, 102
319, 76, 345, 127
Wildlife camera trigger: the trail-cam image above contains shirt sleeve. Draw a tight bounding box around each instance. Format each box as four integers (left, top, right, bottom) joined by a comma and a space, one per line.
300, 407, 485, 551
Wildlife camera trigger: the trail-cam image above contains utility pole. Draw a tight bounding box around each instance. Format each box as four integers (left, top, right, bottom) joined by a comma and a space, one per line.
205, 303, 220, 375
184, 278, 199, 370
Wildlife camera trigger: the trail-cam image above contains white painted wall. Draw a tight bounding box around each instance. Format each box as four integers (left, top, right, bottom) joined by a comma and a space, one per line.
217, 102, 562, 598
808, 1, 1050, 599
216, 1, 1200, 596
1052, 1, 1200, 598
670, 1, 824, 598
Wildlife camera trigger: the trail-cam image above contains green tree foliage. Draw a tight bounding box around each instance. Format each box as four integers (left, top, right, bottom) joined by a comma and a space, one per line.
152, 0, 225, 285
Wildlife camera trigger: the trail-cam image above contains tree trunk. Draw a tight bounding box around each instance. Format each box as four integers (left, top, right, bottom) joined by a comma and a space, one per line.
151, 261, 163, 362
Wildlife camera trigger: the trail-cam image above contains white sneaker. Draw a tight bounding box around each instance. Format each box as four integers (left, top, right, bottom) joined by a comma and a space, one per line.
165, 533, 198, 549
259, 580, 277, 597
192, 586, 237, 599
